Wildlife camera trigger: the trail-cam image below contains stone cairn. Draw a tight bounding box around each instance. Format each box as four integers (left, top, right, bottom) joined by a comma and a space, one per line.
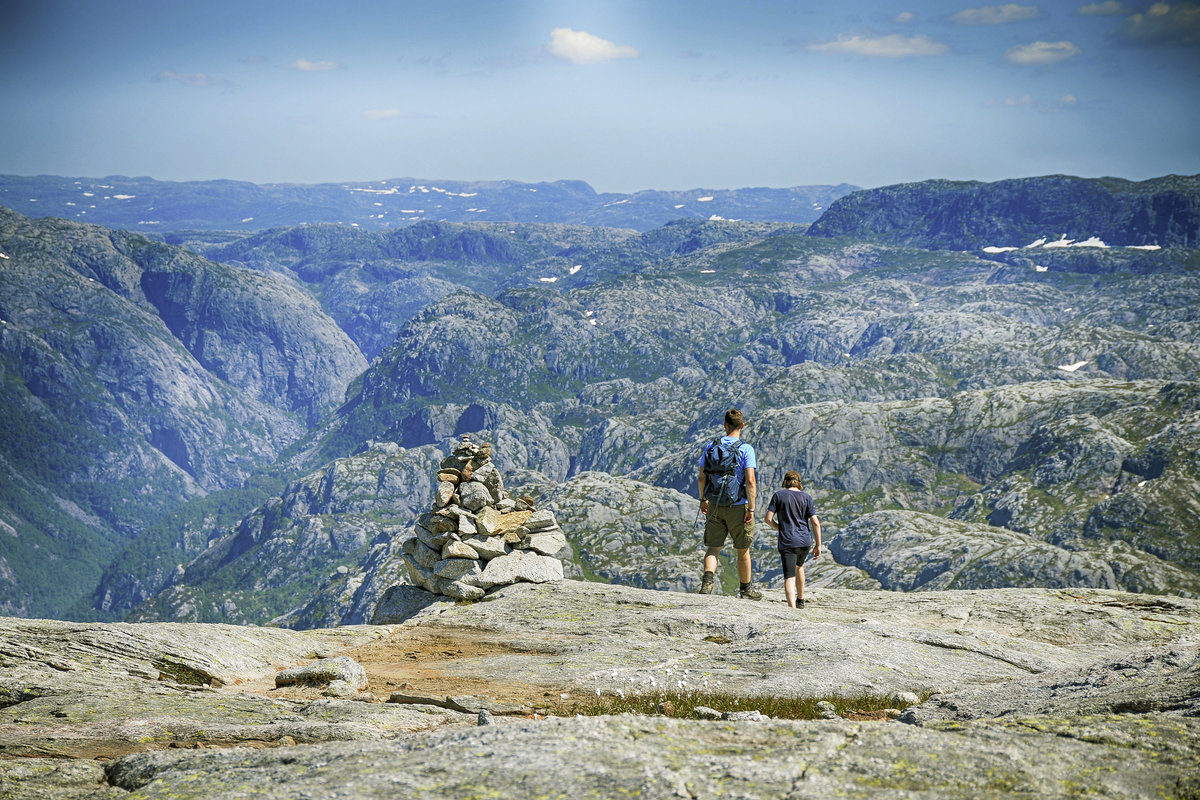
402, 435, 567, 600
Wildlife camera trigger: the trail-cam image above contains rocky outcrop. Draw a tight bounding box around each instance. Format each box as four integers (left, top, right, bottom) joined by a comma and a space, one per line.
402, 437, 567, 600
0, 208, 364, 618
123, 440, 435, 625
637, 379, 1200, 597
808, 173, 1200, 249
516, 470, 701, 592
831, 509, 1200, 594
4, 581, 1200, 798
904, 635, 1200, 723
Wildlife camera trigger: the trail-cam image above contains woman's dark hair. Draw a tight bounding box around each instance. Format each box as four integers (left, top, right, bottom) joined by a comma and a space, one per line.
782, 470, 803, 489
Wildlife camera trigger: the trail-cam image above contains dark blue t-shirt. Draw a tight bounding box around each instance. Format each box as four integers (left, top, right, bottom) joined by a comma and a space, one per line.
766, 489, 816, 549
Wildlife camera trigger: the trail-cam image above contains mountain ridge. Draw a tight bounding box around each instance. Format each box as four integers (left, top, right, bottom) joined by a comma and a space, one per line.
0, 174, 856, 234
0, 208, 366, 617
808, 173, 1200, 250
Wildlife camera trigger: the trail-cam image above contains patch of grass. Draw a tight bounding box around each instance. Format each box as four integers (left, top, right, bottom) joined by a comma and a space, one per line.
551, 687, 926, 721
154, 660, 212, 686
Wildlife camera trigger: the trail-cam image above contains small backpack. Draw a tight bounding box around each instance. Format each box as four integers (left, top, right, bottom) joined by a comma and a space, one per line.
702, 438, 745, 507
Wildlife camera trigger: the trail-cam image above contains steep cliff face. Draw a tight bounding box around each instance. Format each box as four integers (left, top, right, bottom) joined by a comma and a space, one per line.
0, 208, 365, 617
808, 174, 1200, 250
126, 441, 436, 625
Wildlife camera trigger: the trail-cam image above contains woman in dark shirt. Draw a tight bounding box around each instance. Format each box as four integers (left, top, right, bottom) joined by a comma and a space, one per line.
764, 470, 822, 609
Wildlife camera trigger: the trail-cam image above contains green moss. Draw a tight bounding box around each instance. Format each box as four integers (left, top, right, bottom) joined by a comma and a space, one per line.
153, 660, 211, 686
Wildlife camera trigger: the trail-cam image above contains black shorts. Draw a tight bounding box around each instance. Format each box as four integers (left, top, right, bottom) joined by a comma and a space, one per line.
779, 546, 812, 579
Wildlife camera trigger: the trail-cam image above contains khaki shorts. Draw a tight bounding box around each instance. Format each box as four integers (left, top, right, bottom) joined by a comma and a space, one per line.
704, 504, 754, 550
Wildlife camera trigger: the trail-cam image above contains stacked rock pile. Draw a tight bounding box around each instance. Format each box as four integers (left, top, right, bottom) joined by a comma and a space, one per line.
402, 435, 568, 600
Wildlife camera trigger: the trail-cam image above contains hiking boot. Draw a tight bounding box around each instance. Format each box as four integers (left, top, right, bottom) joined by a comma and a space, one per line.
698, 573, 715, 595
738, 583, 763, 601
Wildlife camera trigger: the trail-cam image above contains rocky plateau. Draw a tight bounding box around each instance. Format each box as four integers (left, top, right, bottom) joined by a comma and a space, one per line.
2, 579, 1198, 798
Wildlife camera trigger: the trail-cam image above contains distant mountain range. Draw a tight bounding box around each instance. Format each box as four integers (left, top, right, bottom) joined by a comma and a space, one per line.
1, 171, 1198, 625
0, 175, 858, 233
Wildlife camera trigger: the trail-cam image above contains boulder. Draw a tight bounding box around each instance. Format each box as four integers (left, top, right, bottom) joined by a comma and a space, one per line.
434, 558, 483, 582
474, 551, 564, 589
437, 578, 486, 601
275, 656, 368, 691
463, 534, 510, 560
402, 538, 440, 570
433, 481, 455, 509
471, 461, 504, 502
441, 540, 479, 560
404, 557, 438, 594
521, 528, 568, 557
458, 481, 492, 513
524, 510, 557, 532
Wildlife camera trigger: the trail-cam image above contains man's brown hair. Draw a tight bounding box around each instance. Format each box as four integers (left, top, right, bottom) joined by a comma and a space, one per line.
783, 470, 803, 489
724, 408, 744, 432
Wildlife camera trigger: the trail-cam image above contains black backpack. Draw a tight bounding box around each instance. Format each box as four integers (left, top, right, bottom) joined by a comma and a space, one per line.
702, 438, 745, 507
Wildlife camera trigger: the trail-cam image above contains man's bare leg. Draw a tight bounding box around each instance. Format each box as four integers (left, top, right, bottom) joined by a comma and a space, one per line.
704, 547, 722, 574
735, 547, 751, 583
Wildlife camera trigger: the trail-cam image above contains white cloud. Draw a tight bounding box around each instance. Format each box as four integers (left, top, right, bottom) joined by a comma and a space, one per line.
1005, 94, 1034, 105
1077, 1, 1125, 14
1061, 93, 1079, 105
548, 28, 639, 64
1118, 2, 1200, 46
1006, 40, 1082, 64
895, 11, 916, 22
289, 58, 341, 72
808, 33, 948, 57
155, 70, 223, 87
951, 4, 1040, 23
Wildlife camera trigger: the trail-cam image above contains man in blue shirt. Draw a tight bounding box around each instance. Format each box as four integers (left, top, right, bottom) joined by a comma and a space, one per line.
697, 408, 762, 600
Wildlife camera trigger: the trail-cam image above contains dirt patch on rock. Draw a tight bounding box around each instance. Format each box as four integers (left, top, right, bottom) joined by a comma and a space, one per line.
346, 626, 563, 705
227, 625, 564, 708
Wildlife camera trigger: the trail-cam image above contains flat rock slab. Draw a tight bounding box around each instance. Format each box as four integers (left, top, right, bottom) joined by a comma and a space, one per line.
0, 683, 469, 759
4, 581, 1200, 798
0, 617, 389, 688
101, 714, 1200, 800
905, 637, 1200, 723
375, 580, 1200, 700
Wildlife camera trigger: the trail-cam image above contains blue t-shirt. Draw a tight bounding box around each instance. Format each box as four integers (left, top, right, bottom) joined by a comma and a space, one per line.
766, 489, 816, 549
699, 436, 756, 506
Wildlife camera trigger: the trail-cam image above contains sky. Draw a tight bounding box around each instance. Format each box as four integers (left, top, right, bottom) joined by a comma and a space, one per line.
2, 0, 1198, 193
